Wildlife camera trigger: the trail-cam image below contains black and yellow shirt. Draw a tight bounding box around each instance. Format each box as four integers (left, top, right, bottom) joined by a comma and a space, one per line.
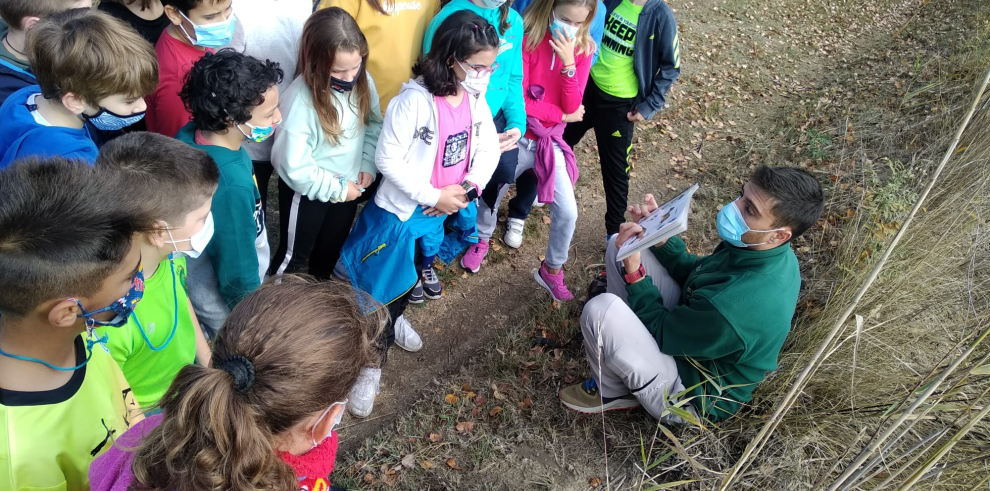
0, 336, 140, 491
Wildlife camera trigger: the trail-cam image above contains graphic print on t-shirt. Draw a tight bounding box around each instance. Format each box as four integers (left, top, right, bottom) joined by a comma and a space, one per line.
590, 0, 643, 98
601, 10, 637, 56
441, 129, 469, 168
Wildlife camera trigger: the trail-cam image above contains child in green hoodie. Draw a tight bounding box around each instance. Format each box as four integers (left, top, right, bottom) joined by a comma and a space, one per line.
176, 49, 283, 337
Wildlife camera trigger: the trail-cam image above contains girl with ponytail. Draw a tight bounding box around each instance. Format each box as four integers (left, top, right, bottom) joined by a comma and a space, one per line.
89, 276, 383, 491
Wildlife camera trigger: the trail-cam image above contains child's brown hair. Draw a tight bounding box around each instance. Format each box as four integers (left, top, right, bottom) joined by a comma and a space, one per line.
129, 276, 384, 491
297, 7, 378, 146
27, 8, 158, 105
0, 0, 83, 30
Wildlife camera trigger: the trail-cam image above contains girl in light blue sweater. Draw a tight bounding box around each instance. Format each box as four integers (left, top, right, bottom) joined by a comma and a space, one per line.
270, 7, 383, 279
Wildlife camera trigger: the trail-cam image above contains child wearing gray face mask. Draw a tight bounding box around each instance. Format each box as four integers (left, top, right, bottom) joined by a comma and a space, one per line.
89, 275, 384, 491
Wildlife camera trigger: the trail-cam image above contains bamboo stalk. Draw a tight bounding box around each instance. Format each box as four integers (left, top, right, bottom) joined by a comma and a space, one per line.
896, 387, 990, 490
717, 67, 990, 491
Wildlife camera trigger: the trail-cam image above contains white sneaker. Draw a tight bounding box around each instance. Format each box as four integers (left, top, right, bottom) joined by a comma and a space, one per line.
504, 218, 525, 249
393, 315, 423, 352
532, 196, 544, 208
347, 367, 381, 418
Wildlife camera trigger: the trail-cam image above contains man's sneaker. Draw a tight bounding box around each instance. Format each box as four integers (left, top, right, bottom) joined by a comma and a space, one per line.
534, 261, 574, 301
393, 315, 423, 352
348, 367, 382, 418
461, 239, 490, 273
587, 271, 608, 299
421, 266, 443, 299
559, 378, 640, 414
409, 279, 425, 304
504, 218, 525, 249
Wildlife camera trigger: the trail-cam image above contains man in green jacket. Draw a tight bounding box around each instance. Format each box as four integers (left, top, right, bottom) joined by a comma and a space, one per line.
559, 166, 824, 422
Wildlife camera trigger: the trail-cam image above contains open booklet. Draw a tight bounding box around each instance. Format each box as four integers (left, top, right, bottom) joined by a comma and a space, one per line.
616, 184, 700, 261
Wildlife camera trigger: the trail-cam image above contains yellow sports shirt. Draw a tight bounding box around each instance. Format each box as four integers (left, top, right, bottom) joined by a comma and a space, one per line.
0, 336, 140, 491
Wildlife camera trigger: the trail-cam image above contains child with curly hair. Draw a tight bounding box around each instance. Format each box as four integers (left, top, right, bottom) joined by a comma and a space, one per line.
175, 49, 283, 337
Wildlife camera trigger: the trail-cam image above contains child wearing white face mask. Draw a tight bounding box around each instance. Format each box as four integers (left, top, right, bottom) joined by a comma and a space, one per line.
466, 0, 597, 303
335, 11, 501, 419
93, 133, 219, 410
90, 275, 383, 491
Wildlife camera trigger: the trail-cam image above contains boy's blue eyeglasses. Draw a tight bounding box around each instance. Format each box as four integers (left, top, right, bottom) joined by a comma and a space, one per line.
459, 60, 500, 76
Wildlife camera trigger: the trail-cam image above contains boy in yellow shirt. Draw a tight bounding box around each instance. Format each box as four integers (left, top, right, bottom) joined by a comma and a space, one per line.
0, 159, 150, 491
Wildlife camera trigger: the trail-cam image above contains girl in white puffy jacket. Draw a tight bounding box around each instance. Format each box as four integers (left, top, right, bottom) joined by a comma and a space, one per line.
335, 10, 502, 419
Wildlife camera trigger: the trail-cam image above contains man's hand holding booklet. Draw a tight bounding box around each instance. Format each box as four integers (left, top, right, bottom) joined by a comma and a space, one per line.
616, 184, 700, 261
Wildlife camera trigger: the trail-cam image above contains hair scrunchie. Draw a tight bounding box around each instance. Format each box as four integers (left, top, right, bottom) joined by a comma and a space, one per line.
215, 355, 256, 393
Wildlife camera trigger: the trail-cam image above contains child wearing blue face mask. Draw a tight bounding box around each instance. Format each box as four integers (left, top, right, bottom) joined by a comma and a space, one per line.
93, 133, 220, 409
0, 158, 152, 491
147, 0, 235, 138
0, 9, 157, 169
90, 276, 383, 491
176, 49, 283, 337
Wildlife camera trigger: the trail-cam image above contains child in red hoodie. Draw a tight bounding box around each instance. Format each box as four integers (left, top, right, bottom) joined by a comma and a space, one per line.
89, 276, 382, 491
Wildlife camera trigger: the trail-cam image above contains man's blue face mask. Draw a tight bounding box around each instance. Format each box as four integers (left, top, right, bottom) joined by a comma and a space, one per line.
716, 200, 783, 248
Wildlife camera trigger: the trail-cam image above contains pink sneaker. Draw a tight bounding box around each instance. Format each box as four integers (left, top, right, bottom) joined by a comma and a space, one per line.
460, 239, 490, 273
534, 261, 574, 301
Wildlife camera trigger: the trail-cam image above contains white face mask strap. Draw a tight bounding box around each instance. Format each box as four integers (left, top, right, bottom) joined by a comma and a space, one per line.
309, 401, 347, 448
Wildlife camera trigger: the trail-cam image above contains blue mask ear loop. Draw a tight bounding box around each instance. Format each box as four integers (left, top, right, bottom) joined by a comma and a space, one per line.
0, 317, 107, 371
132, 256, 180, 352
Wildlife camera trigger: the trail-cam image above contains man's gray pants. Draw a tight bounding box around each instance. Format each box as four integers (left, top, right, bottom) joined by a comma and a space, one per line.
581, 236, 691, 420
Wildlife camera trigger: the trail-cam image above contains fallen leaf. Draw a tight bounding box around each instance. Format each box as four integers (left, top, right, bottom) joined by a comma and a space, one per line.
445, 394, 459, 405
489, 406, 504, 417
474, 394, 486, 406
363, 473, 375, 484
401, 453, 416, 469
492, 383, 508, 400
420, 460, 434, 469
455, 421, 475, 433
447, 458, 462, 470
542, 215, 552, 225
590, 477, 602, 487
428, 432, 443, 442
518, 397, 533, 409
470, 407, 482, 417
466, 391, 477, 399
563, 373, 577, 384
462, 383, 473, 392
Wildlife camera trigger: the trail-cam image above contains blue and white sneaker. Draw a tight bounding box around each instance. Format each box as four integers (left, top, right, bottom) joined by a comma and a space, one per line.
421, 266, 443, 300
408, 279, 425, 304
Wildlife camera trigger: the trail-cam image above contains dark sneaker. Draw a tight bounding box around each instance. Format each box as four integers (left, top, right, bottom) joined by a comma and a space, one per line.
421, 266, 443, 299
587, 271, 608, 300
409, 279, 425, 304
559, 378, 640, 414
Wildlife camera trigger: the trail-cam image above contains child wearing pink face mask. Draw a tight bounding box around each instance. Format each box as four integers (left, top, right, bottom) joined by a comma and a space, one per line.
89, 276, 383, 491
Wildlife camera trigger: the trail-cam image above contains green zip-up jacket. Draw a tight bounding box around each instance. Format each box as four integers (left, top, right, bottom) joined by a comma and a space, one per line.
626, 236, 801, 421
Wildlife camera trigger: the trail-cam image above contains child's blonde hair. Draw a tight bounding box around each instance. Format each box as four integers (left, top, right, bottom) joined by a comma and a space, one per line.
129, 276, 384, 491
523, 0, 598, 55
27, 8, 158, 105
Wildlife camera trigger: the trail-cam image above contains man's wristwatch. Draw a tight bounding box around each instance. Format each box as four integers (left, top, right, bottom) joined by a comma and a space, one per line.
623, 263, 646, 284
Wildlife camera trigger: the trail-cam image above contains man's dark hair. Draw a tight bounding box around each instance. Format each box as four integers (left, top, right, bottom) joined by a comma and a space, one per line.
96, 132, 220, 227
751, 165, 825, 240
412, 11, 500, 97
0, 158, 155, 317
180, 49, 283, 132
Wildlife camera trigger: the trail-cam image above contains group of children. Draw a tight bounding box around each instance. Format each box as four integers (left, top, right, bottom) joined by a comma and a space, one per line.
0, 0, 680, 488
